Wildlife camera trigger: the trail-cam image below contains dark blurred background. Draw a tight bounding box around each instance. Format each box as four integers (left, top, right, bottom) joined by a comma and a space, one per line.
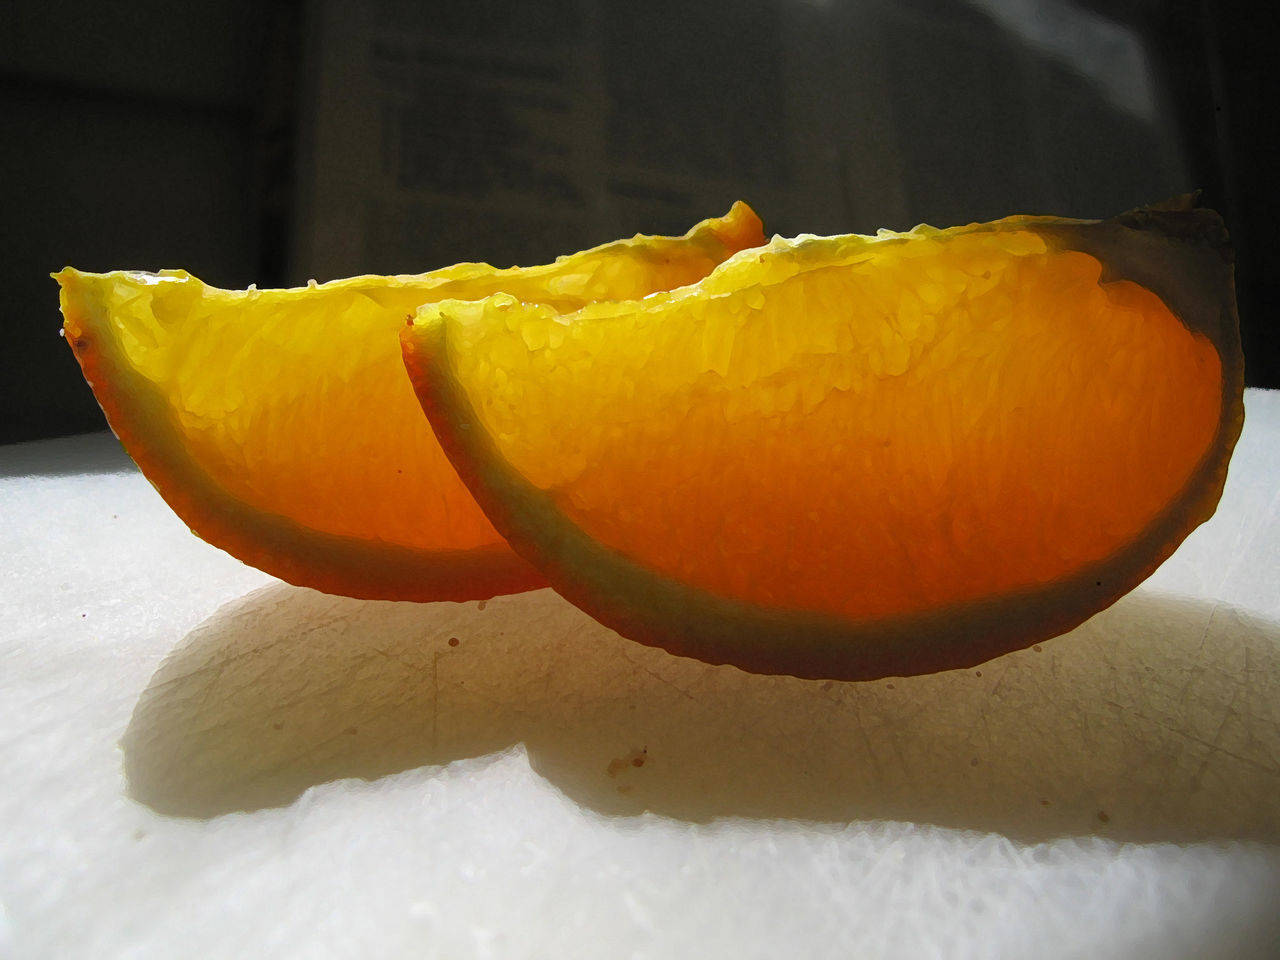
2, 0, 1275, 445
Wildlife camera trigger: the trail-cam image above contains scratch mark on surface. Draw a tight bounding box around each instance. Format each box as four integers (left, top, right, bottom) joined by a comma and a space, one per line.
1103, 690, 1274, 776
618, 648, 699, 703
1189, 682, 1253, 789
1197, 601, 1220, 653
431, 650, 440, 749
1166, 713, 1273, 775
852, 701, 885, 782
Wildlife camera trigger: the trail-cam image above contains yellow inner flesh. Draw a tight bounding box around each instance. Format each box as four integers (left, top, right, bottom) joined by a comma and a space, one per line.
77, 203, 760, 551
437, 226, 1222, 618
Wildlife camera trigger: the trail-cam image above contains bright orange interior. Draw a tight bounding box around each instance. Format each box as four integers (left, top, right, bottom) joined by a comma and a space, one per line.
435, 227, 1223, 619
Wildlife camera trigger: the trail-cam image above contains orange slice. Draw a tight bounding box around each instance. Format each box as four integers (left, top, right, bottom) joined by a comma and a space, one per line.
404, 199, 1244, 679
57, 203, 764, 600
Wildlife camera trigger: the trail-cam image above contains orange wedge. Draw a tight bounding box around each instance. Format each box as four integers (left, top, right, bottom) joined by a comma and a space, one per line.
404, 199, 1244, 679
57, 203, 764, 600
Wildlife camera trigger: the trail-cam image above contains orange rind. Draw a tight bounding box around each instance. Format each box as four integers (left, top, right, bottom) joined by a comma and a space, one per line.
57, 203, 764, 600
404, 198, 1243, 679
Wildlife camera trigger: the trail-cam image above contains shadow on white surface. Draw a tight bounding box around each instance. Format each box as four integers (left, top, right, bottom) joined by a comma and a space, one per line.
0, 431, 134, 478
120, 583, 1280, 842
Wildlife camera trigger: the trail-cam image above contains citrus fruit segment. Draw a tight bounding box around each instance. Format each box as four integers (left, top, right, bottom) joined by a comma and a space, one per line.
56, 202, 764, 601
404, 199, 1244, 679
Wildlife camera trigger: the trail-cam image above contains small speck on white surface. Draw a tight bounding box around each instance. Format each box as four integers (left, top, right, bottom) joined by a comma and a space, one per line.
2, 393, 1279, 960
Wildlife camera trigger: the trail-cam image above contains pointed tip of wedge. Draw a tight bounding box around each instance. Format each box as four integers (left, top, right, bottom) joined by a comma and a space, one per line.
708, 200, 765, 250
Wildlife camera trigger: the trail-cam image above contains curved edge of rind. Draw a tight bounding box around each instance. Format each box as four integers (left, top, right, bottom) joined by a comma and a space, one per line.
1033, 203, 1246, 547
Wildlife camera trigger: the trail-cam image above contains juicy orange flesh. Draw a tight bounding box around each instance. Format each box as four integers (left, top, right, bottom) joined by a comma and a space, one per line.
437, 226, 1222, 619
102, 277, 503, 549
66, 203, 761, 552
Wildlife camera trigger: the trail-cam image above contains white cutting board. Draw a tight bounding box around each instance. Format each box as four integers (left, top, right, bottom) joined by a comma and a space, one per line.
3, 392, 1279, 959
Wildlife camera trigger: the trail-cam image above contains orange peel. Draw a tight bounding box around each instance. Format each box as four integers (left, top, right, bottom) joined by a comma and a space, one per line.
404, 198, 1243, 679
57, 203, 764, 600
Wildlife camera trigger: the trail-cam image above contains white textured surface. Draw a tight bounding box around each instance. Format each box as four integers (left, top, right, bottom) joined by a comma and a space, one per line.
3, 391, 1279, 960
